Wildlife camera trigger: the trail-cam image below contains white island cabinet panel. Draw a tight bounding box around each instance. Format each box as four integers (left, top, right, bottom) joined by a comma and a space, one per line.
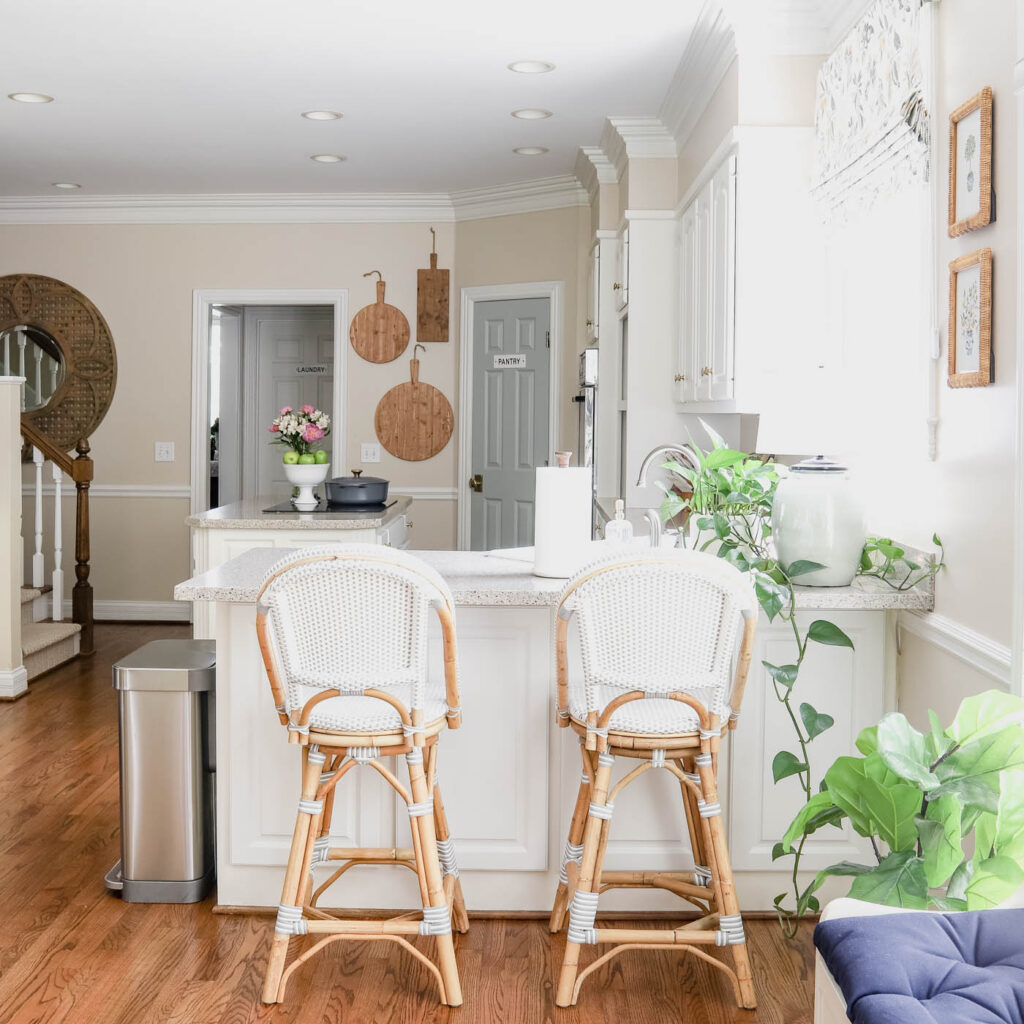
176, 546, 929, 911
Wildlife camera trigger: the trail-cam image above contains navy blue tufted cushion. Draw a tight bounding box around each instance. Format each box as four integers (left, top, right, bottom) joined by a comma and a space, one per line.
814, 908, 1024, 1024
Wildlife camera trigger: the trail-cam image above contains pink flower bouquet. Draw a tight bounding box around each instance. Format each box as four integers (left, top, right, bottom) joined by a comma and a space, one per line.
268, 404, 331, 456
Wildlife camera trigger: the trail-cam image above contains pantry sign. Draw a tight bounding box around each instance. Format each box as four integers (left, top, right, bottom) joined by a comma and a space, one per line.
493, 354, 527, 369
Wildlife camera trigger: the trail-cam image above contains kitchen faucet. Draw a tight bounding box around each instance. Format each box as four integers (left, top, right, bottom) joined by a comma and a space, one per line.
636, 444, 701, 547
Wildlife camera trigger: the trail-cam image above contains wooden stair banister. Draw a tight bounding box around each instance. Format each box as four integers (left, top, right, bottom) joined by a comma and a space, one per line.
19, 420, 94, 656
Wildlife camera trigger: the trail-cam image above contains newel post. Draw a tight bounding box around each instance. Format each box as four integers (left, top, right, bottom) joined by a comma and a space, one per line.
0, 377, 27, 699
71, 438, 94, 656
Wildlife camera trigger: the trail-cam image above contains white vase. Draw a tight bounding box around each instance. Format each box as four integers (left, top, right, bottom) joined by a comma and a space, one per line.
283, 462, 329, 510
772, 458, 866, 587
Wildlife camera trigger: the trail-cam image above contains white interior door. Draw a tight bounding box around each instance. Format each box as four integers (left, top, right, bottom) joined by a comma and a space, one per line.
240, 306, 334, 500
470, 298, 550, 550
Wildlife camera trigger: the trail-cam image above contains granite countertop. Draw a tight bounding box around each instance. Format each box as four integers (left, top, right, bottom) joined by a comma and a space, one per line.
186, 495, 412, 530
174, 545, 934, 611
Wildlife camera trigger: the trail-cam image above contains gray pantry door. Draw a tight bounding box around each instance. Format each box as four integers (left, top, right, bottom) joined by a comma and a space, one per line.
469, 297, 551, 550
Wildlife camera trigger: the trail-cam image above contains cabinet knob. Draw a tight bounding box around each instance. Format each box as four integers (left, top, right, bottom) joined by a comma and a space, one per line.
612, 282, 622, 291
406, 521, 413, 529
701, 366, 713, 377
674, 374, 687, 382
585, 319, 594, 328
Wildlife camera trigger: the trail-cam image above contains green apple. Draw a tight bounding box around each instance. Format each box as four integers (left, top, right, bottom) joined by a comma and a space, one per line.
282, 450, 300, 465
314, 450, 329, 465
298, 453, 316, 465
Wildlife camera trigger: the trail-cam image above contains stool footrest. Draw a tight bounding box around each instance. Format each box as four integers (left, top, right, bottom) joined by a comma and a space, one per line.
320, 846, 416, 862
597, 870, 716, 901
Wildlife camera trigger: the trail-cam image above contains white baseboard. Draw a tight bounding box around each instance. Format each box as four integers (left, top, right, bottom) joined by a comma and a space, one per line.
898, 610, 1012, 688
62, 599, 192, 623
0, 665, 28, 699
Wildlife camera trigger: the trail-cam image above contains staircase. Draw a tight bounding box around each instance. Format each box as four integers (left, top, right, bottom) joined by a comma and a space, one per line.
20, 585, 81, 680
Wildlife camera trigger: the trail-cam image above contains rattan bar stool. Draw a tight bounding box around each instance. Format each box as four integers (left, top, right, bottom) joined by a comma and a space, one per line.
548, 549, 758, 1010
255, 545, 468, 1006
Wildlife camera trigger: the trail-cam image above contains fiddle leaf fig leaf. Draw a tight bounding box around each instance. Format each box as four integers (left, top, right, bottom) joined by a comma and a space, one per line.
933, 727, 1024, 805
946, 859, 973, 901
824, 755, 919, 849
847, 851, 929, 909
856, 725, 879, 756
948, 690, 1024, 746
772, 750, 807, 784
811, 861, 876, 896
993, 769, 1024, 862
965, 855, 1024, 911
807, 620, 855, 649
917, 795, 963, 888
860, 778, 921, 852
877, 713, 938, 789
800, 702, 834, 741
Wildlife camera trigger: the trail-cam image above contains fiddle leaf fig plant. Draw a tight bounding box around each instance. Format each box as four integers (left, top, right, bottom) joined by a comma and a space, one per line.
659, 422, 944, 937
779, 691, 1024, 913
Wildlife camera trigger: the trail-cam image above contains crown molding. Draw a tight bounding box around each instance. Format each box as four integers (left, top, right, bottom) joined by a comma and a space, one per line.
574, 146, 619, 199
449, 175, 588, 220
723, 0, 853, 56
0, 176, 588, 226
606, 117, 678, 159
660, 2, 737, 152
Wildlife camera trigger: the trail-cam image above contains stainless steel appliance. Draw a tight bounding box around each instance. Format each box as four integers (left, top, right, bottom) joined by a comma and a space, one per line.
106, 639, 216, 903
574, 347, 599, 531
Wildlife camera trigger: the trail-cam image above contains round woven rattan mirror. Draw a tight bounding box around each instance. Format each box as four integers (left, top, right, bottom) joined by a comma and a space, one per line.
0, 274, 117, 451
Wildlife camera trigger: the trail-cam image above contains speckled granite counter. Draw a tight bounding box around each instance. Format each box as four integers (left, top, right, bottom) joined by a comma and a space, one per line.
187, 495, 412, 530
174, 544, 933, 610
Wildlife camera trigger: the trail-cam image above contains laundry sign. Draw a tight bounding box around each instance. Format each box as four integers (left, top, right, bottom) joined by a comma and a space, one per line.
493, 354, 527, 369
296, 365, 329, 375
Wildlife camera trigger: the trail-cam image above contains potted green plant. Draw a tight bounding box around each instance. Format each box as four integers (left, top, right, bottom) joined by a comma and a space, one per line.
779, 690, 1024, 912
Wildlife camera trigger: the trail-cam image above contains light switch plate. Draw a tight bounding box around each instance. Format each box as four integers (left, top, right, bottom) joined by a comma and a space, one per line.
360, 442, 381, 463
154, 441, 175, 462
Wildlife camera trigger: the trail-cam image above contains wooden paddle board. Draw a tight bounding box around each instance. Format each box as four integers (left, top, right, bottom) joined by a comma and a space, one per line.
374, 345, 454, 461
417, 228, 449, 342
350, 271, 410, 363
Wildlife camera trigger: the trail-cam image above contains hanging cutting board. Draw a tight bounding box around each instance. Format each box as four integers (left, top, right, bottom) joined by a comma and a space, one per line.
350, 270, 410, 363
375, 344, 454, 461
417, 227, 449, 342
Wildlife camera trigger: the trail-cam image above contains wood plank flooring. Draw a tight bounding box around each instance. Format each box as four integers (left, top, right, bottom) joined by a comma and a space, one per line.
0, 624, 816, 1024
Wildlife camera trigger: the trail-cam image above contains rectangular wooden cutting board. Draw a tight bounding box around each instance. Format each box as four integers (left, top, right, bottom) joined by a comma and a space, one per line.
417, 235, 449, 342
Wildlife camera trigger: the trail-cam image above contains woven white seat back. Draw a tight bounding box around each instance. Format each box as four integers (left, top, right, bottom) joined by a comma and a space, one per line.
260, 545, 456, 716
562, 549, 756, 722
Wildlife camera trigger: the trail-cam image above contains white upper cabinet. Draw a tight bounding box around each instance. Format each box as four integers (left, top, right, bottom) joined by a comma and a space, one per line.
585, 241, 600, 341
614, 226, 629, 310
676, 150, 736, 408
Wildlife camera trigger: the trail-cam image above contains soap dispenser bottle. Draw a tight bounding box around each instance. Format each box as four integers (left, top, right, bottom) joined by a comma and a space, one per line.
604, 499, 634, 544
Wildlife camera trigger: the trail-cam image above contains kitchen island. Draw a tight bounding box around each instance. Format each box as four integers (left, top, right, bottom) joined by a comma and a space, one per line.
175, 545, 932, 912
186, 495, 412, 636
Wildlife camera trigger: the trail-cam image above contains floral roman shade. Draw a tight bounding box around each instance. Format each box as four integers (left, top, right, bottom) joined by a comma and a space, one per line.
813, 0, 929, 219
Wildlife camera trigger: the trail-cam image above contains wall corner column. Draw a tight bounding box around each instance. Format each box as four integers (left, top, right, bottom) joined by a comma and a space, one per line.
0, 377, 27, 700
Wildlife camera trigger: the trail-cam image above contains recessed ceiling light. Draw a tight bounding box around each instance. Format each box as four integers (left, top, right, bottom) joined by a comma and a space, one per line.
310, 154, 346, 163
8, 92, 53, 104
52, 182, 81, 189
511, 108, 552, 120
302, 110, 342, 120
508, 61, 555, 74
513, 146, 549, 156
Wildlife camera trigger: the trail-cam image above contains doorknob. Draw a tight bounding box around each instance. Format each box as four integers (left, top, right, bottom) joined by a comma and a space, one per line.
469, 474, 483, 493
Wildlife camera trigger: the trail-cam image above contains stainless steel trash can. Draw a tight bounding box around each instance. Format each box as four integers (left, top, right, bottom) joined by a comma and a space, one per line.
105, 639, 216, 903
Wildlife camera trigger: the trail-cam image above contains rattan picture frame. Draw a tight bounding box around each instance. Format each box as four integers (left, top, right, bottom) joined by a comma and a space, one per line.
948, 86, 993, 238
948, 248, 992, 389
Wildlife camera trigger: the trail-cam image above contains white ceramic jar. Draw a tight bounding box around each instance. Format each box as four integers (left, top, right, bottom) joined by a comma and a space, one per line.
772, 458, 866, 587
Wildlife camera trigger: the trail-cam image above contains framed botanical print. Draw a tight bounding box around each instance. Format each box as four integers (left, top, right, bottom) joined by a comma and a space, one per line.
948, 87, 993, 237
948, 248, 992, 388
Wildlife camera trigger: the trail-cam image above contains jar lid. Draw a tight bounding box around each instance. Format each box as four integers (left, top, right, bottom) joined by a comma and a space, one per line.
790, 455, 847, 474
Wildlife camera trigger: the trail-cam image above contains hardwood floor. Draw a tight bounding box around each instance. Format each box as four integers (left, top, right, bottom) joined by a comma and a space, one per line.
0, 624, 816, 1024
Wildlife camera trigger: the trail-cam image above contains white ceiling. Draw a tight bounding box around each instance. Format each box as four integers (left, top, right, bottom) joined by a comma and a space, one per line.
1, 0, 700, 198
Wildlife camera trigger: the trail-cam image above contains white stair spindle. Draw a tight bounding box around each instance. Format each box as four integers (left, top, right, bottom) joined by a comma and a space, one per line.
33, 345, 43, 404
49, 357, 59, 402
32, 447, 44, 588
17, 331, 27, 410
51, 463, 64, 621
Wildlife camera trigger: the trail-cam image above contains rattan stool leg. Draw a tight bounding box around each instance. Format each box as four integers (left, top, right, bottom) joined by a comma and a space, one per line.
550, 758, 591, 933
262, 748, 322, 1004
555, 751, 613, 1007
408, 750, 463, 1007
432, 782, 469, 934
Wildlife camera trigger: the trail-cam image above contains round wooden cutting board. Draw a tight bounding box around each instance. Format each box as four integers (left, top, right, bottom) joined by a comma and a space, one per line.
350, 272, 410, 363
375, 347, 454, 461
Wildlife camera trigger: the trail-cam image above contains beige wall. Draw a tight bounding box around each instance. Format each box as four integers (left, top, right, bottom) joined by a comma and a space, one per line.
677, 58, 739, 201
5, 209, 583, 604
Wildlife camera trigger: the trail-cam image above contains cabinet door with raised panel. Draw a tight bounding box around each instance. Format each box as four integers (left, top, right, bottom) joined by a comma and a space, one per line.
615, 227, 629, 310
585, 242, 600, 341
675, 205, 698, 403
698, 155, 736, 402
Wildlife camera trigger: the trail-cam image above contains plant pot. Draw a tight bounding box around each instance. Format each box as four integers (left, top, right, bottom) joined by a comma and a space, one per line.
283, 462, 329, 510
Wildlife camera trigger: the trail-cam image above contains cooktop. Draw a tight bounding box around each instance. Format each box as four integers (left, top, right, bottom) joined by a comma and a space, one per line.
262, 498, 397, 514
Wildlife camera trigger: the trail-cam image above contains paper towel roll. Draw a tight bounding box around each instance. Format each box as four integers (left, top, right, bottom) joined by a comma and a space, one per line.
533, 467, 593, 578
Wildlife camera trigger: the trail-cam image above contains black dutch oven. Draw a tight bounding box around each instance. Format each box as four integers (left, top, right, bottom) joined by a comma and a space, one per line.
325, 470, 389, 507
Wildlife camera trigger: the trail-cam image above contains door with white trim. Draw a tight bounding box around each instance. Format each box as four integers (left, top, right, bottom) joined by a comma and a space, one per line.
469, 298, 551, 550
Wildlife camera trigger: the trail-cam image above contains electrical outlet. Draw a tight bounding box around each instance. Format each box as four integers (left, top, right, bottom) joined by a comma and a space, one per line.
360, 442, 381, 463
154, 441, 175, 462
